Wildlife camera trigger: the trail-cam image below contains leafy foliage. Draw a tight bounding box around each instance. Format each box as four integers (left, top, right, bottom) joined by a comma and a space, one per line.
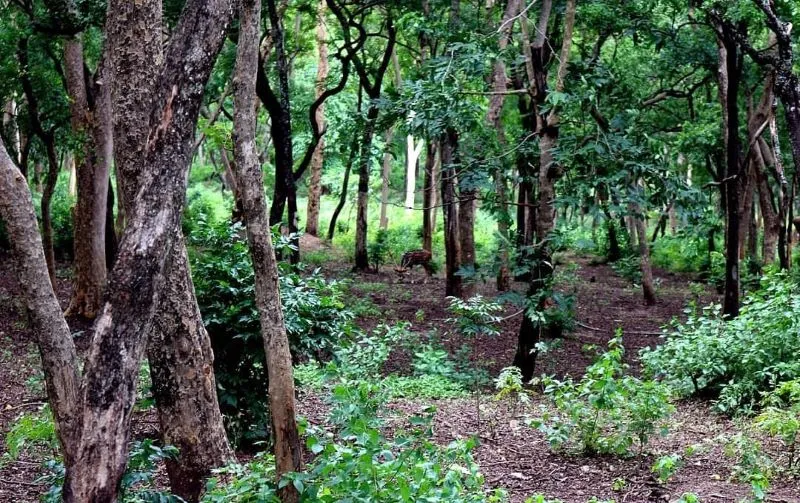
530, 334, 674, 456
641, 273, 800, 414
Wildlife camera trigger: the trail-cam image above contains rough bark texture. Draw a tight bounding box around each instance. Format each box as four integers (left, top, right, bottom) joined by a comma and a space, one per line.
0, 138, 81, 469
441, 128, 462, 298
630, 183, 656, 306
64, 0, 233, 498
458, 189, 476, 299
63, 37, 108, 319
305, 0, 328, 237
232, 1, 303, 499
354, 105, 379, 270
105, 0, 234, 499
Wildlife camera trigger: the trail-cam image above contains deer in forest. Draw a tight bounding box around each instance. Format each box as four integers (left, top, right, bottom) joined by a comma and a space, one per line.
395, 249, 434, 282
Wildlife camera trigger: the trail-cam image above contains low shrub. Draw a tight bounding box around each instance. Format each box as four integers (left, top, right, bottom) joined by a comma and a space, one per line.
641, 273, 800, 415
530, 334, 674, 456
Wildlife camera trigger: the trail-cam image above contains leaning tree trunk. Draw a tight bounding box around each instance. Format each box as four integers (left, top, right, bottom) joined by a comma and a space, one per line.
232, 0, 303, 498
63, 0, 234, 499
441, 128, 462, 298
0, 138, 82, 471
63, 37, 108, 319
305, 0, 328, 237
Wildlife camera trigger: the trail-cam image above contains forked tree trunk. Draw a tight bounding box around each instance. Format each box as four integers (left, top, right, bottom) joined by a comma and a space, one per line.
305, 0, 328, 237
64, 38, 108, 319
0, 138, 82, 470
515, 0, 575, 381
105, 0, 234, 500
441, 128, 462, 297
63, 0, 234, 499
232, 0, 303, 499
422, 142, 437, 252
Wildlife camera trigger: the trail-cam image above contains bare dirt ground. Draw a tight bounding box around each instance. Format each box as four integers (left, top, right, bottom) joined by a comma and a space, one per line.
1, 251, 799, 502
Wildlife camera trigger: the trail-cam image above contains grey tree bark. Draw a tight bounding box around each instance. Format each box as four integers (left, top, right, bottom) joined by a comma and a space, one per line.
305, 0, 329, 237
232, 0, 303, 500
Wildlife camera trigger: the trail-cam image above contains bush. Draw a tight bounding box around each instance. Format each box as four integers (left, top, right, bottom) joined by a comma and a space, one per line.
190, 219, 356, 447
530, 334, 674, 456
641, 273, 800, 415
204, 382, 506, 503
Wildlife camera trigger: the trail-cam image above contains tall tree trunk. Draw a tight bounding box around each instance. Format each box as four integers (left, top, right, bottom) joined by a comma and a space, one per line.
41, 141, 59, 286
379, 128, 394, 229
233, 1, 302, 499
354, 104, 379, 270
719, 27, 742, 319
63, 0, 234, 499
441, 128, 462, 297
0, 138, 82, 470
105, 0, 234, 500
64, 38, 108, 319
754, 138, 780, 265
487, 0, 520, 292
514, 0, 575, 382
422, 142, 437, 252
305, 0, 328, 237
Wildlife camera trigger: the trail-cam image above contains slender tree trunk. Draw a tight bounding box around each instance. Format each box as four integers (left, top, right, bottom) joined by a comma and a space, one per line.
105, 178, 117, 269
720, 28, 742, 319
64, 38, 108, 319
41, 141, 59, 286
405, 136, 423, 211
354, 104, 379, 271
233, 2, 303, 499
488, 0, 520, 292
422, 142, 437, 252
305, 0, 328, 237
0, 138, 81, 470
379, 128, 394, 229
630, 182, 656, 305
441, 128, 462, 297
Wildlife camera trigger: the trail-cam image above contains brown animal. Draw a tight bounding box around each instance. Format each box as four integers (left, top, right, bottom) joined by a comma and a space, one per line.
395, 249, 434, 280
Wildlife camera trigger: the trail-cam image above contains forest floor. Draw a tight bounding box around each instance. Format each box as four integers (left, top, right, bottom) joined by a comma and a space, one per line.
1, 249, 799, 502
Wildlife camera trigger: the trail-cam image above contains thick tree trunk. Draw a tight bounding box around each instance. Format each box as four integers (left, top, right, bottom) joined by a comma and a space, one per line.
106, 1, 234, 500
354, 104, 379, 271
63, 0, 233, 499
441, 129, 462, 297
379, 128, 394, 230
422, 142, 437, 252
459, 189, 476, 299
233, 1, 303, 499
64, 38, 108, 319
0, 138, 82, 470
305, 0, 328, 237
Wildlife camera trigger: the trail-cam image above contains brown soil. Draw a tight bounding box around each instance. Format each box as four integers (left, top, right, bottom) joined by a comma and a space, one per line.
1, 251, 799, 503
